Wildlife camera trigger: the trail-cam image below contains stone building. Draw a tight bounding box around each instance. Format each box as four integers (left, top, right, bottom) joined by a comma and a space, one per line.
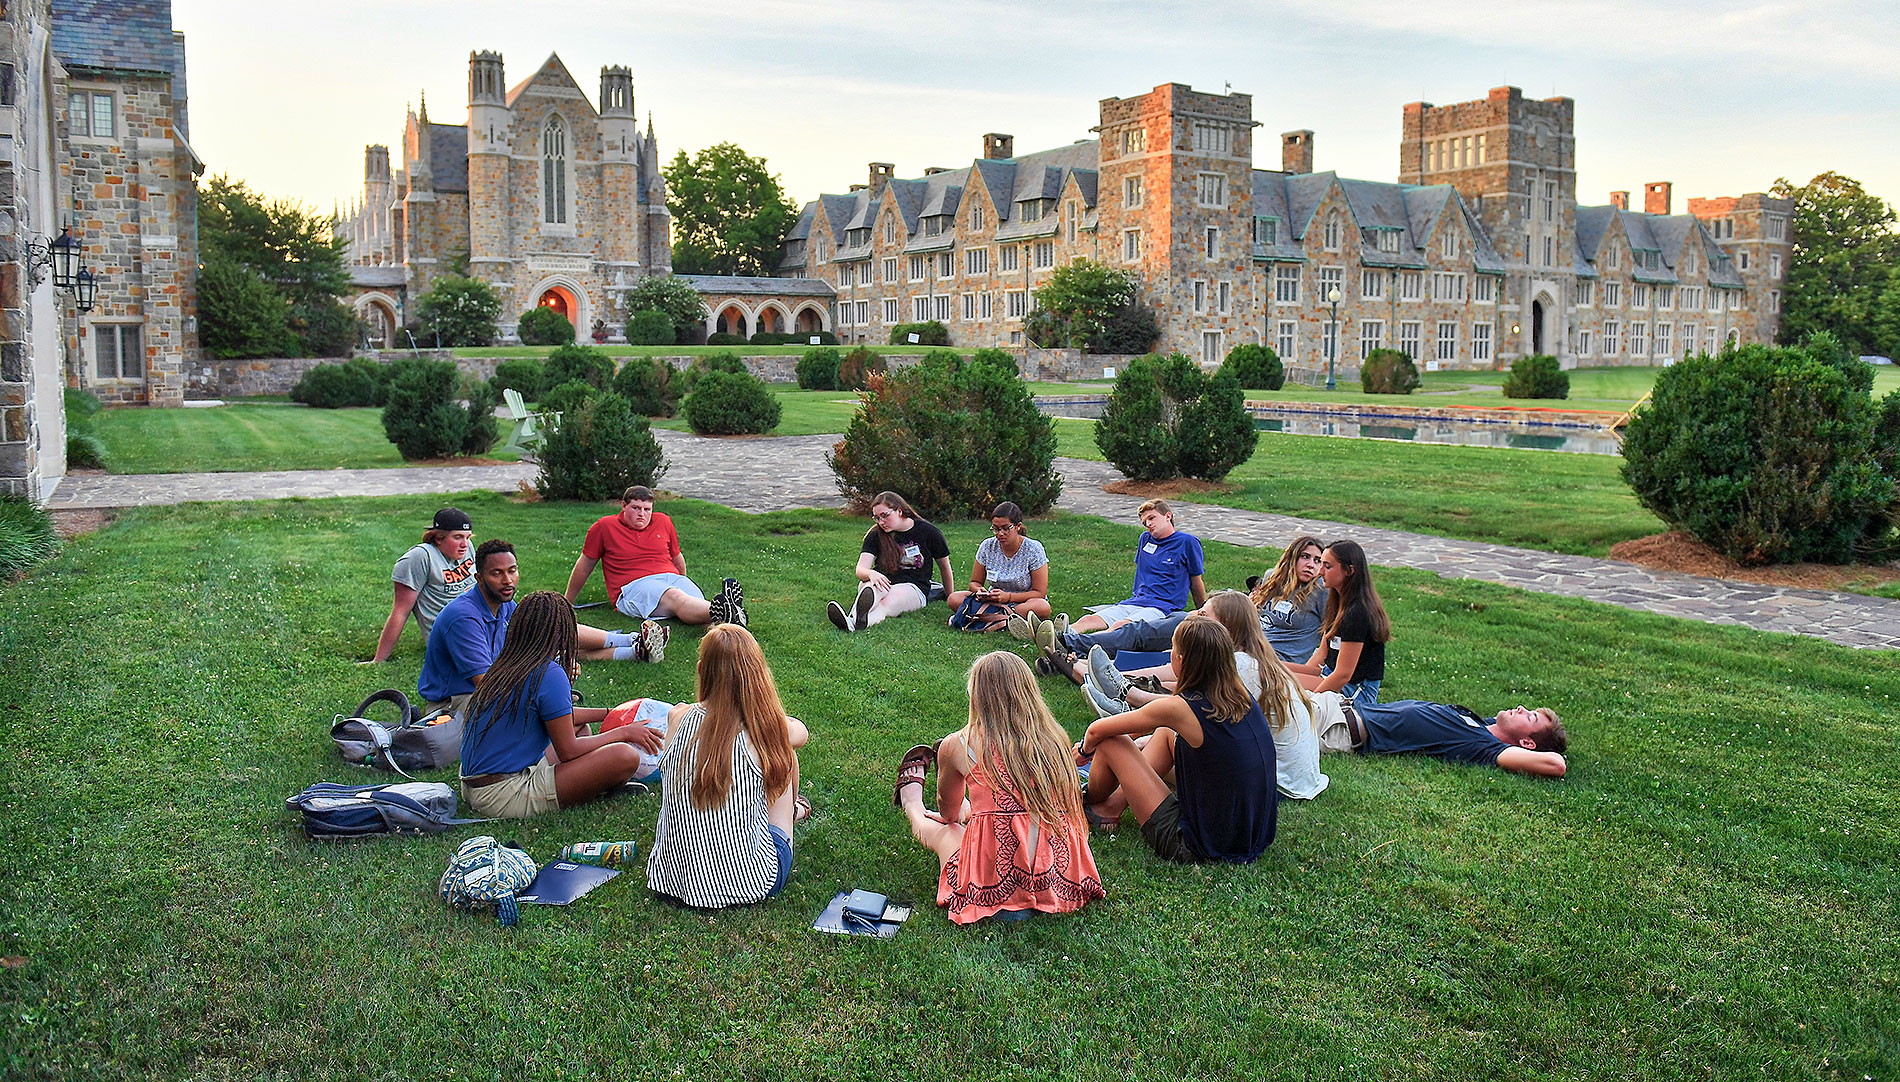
52, 0, 201, 406
1685, 190, 1793, 348
782, 82, 1785, 373
2, 0, 198, 499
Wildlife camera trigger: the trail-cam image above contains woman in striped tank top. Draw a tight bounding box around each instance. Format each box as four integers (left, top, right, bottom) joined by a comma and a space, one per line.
646, 625, 809, 908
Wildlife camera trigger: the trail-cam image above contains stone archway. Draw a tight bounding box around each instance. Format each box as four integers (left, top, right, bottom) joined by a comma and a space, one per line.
352, 292, 401, 348
524, 274, 589, 339
756, 302, 789, 335
794, 304, 828, 333
714, 303, 751, 338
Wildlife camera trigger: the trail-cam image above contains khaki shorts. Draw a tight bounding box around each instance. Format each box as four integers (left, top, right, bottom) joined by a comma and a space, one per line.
1309, 691, 1357, 754
425, 691, 474, 719
461, 758, 559, 819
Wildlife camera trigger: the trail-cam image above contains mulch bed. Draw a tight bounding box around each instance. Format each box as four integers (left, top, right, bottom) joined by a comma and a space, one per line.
48, 508, 114, 539
1102, 479, 1238, 499
1609, 530, 1900, 591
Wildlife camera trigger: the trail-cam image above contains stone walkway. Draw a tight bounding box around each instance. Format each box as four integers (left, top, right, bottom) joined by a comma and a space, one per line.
46, 429, 1900, 649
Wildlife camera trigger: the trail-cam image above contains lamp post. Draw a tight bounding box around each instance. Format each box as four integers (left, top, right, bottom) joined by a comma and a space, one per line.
1325, 286, 1342, 391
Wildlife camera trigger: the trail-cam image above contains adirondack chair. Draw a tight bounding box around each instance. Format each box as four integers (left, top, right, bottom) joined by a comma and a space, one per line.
499, 388, 558, 457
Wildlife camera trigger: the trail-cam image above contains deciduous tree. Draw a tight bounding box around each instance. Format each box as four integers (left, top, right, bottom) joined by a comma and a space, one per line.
1770, 172, 1900, 358
663, 144, 799, 276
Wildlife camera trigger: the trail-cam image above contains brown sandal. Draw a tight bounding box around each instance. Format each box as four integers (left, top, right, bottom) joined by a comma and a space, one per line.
893, 744, 935, 806
794, 793, 813, 823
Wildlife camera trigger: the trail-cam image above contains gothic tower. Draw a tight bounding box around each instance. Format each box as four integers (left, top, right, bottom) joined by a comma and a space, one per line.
466, 50, 512, 288
597, 65, 643, 289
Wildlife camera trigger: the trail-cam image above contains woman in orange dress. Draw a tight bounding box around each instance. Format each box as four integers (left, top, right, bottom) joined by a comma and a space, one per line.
893, 650, 1105, 923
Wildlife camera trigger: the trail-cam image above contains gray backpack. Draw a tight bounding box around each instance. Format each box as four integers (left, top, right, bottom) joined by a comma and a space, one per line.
286, 780, 488, 840
331, 689, 463, 778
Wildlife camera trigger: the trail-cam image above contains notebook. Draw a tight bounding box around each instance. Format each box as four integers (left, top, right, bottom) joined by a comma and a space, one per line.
517, 861, 620, 906
812, 889, 912, 937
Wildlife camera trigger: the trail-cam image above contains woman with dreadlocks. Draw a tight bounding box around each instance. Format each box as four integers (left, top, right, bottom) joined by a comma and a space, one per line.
457, 590, 660, 818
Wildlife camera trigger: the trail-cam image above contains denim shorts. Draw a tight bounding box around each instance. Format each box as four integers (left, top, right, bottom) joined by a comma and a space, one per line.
764, 824, 793, 897
616, 573, 704, 619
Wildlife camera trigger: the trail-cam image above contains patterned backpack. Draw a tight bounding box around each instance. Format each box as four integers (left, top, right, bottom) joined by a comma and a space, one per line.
439, 836, 539, 927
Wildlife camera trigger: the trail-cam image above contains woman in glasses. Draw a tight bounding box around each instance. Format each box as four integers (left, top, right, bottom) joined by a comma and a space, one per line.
945, 501, 1051, 633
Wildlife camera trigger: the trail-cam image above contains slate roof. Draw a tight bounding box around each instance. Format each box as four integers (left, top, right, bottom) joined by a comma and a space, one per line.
677, 275, 835, 297
429, 123, 469, 193
54, 0, 175, 75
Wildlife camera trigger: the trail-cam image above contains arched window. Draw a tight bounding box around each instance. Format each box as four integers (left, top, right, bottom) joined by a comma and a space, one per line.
542, 116, 568, 225
1324, 211, 1341, 251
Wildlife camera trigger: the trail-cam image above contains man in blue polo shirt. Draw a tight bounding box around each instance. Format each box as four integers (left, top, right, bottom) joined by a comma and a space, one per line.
1311, 693, 1569, 778
419, 539, 519, 717
1068, 499, 1205, 636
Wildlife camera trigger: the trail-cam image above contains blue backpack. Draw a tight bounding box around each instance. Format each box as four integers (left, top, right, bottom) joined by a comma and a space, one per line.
286, 780, 488, 840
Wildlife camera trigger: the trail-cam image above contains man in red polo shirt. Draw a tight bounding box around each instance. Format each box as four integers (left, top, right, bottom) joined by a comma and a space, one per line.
564, 485, 746, 627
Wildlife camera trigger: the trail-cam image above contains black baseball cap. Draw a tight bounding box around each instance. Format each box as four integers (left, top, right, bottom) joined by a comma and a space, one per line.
431, 507, 473, 532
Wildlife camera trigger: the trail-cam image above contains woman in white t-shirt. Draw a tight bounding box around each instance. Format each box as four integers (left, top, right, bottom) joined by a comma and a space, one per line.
1083, 590, 1328, 800
946, 502, 1051, 632
371, 507, 475, 662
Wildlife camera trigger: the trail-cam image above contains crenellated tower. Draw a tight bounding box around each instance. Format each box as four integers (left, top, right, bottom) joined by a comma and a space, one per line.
466, 50, 513, 286
598, 65, 642, 278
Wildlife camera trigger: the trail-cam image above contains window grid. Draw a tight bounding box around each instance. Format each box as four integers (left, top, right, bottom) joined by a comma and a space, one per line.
1435, 321, 1458, 362
1471, 322, 1492, 363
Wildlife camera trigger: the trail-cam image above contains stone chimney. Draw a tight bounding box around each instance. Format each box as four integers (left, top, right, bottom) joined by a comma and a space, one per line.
1282, 130, 1314, 175
1610, 190, 1629, 211
1645, 181, 1672, 215
983, 133, 1014, 160
868, 162, 893, 198
923, 167, 947, 176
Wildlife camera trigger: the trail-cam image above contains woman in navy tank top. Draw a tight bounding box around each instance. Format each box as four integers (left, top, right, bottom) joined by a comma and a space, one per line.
1075, 615, 1278, 863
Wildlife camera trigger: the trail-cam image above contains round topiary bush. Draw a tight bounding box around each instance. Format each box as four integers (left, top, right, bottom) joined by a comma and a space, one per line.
706, 332, 747, 346
676, 352, 748, 398
382, 357, 497, 461
543, 344, 614, 390
682, 369, 782, 435
624, 309, 675, 346
536, 392, 669, 501
1220, 344, 1284, 391
488, 358, 548, 402
516, 306, 575, 346
1502, 354, 1569, 399
540, 379, 600, 419
830, 352, 1060, 519
611, 357, 680, 417
292, 358, 389, 408
796, 347, 841, 391
1095, 352, 1258, 482
1621, 341, 1900, 564
1360, 348, 1421, 395
838, 348, 888, 391
887, 321, 949, 346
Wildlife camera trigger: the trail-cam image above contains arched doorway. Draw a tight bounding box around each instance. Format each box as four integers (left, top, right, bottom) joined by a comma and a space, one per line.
353, 293, 400, 348
537, 286, 575, 325
794, 305, 826, 334
715, 304, 749, 338
1530, 297, 1546, 355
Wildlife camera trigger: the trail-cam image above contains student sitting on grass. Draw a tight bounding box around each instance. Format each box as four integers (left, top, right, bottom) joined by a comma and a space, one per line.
647, 625, 810, 909
1066, 499, 1205, 636
456, 591, 660, 819
827, 491, 954, 633
1247, 534, 1330, 664
1309, 693, 1568, 777
1076, 615, 1278, 863
565, 485, 748, 629
1080, 591, 1328, 801
944, 502, 1051, 633
371, 507, 475, 663
1285, 540, 1389, 710
893, 651, 1105, 924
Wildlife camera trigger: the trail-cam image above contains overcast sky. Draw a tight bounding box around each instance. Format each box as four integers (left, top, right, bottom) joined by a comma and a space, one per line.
171, 0, 1899, 217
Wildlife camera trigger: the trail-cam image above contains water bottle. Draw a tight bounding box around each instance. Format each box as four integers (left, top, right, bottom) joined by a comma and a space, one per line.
558, 841, 638, 868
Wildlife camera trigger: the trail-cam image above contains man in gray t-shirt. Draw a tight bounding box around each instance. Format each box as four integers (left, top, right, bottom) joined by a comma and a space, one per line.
392, 540, 475, 632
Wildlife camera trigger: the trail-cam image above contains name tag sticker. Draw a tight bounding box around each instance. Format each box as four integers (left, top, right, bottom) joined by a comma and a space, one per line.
1329, 637, 1342, 649
1143, 543, 1158, 554
1273, 601, 1294, 614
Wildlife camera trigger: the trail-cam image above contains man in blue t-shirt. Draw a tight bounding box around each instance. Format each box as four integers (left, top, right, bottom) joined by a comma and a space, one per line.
1312, 694, 1569, 778
1070, 499, 1206, 635
419, 539, 520, 716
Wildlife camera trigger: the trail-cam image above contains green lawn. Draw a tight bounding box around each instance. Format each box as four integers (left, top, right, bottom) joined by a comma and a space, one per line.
2, 493, 1894, 1079
93, 403, 408, 473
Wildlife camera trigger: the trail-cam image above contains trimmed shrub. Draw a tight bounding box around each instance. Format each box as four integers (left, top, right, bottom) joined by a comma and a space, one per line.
623, 275, 708, 344
676, 352, 748, 398
414, 275, 500, 347
543, 344, 614, 390
0, 494, 60, 580
796, 347, 842, 391
66, 432, 107, 469
1360, 348, 1421, 395
612, 357, 680, 417
706, 332, 747, 346
968, 348, 1020, 377
292, 357, 389, 408
1502, 354, 1569, 399
749, 331, 796, 345
888, 321, 950, 346
540, 379, 600, 419
536, 392, 668, 501
682, 369, 782, 435
488, 358, 549, 402
830, 352, 1061, 519
1220, 344, 1284, 391
1621, 341, 1900, 564
379, 358, 494, 460
1102, 304, 1161, 355
1096, 352, 1258, 482
805, 330, 840, 346
625, 309, 675, 346
838, 348, 888, 391
516, 306, 575, 346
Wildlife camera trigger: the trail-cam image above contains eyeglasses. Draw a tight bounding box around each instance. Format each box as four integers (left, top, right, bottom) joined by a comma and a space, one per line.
872, 510, 896, 522
990, 523, 1016, 534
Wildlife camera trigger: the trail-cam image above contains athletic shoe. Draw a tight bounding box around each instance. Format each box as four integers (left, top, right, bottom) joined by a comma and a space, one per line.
1026, 612, 1043, 641
826, 600, 851, 631
1007, 613, 1033, 642
1083, 673, 1131, 718
1034, 617, 1058, 652
1052, 612, 1070, 637
719, 578, 748, 628
708, 595, 730, 624
853, 584, 876, 630
1087, 645, 1130, 699
639, 619, 668, 664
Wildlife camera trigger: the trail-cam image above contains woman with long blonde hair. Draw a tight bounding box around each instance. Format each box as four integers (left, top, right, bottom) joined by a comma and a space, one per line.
646, 625, 810, 909
894, 651, 1105, 923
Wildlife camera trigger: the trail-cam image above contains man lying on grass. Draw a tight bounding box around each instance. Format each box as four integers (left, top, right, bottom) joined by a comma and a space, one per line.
1309, 692, 1569, 777
418, 540, 668, 717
